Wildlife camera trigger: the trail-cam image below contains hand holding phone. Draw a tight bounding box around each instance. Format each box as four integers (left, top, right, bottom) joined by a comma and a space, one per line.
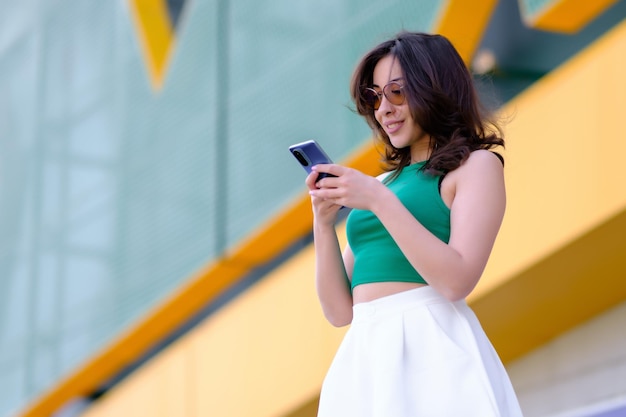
288, 140, 337, 183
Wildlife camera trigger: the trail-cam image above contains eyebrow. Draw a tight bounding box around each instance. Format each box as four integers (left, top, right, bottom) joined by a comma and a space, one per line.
372, 77, 404, 88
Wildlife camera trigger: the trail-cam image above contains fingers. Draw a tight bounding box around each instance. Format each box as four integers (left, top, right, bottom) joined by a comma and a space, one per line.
305, 171, 319, 190
309, 186, 343, 202
308, 187, 343, 222
312, 163, 344, 177
305, 170, 332, 190
312, 164, 347, 189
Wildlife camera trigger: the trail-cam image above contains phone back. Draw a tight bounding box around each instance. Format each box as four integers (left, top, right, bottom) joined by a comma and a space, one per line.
288, 140, 334, 174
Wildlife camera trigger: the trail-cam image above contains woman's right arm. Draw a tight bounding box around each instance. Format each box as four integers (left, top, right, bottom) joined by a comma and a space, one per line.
313, 222, 354, 327
306, 171, 354, 327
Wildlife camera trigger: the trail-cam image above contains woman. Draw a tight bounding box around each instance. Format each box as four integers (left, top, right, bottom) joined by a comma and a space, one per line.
306, 32, 523, 416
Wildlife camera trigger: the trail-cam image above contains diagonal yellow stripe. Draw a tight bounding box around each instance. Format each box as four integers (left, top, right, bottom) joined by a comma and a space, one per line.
128, 0, 175, 90
434, 0, 499, 63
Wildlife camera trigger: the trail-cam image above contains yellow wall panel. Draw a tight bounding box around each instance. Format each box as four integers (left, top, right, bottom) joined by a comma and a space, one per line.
82, 341, 193, 417
191, 248, 347, 416
474, 19, 626, 296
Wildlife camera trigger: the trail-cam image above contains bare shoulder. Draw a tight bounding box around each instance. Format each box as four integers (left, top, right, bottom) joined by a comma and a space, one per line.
465, 149, 503, 167
455, 150, 504, 178
440, 150, 504, 208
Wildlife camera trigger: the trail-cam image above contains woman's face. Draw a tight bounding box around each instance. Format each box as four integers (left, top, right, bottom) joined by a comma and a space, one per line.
372, 54, 430, 162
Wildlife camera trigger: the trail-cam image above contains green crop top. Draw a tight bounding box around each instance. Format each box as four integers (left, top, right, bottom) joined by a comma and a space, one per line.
346, 161, 451, 290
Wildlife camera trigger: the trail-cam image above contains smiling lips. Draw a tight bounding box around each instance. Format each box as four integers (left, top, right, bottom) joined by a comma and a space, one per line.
385, 120, 404, 134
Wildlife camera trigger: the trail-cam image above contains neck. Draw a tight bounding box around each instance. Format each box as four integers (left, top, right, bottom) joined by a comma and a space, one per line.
410, 138, 433, 163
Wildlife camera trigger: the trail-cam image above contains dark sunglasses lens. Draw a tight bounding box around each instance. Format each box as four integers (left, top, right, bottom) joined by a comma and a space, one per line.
362, 88, 381, 110
384, 83, 405, 105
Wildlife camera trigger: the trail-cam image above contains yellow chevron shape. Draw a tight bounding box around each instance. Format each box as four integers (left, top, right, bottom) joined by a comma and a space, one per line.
521, 0, 619, 33
129, 0, 176, 90
435, 0, 499, 63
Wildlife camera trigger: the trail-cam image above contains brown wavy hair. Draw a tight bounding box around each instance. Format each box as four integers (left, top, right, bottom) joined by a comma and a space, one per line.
350, 32, 504, 177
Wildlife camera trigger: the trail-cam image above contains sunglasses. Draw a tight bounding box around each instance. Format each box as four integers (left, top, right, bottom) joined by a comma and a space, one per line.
361, 82, 406, 110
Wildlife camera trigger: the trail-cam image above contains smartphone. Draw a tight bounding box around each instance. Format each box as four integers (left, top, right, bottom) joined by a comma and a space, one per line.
288, 140, 337, 182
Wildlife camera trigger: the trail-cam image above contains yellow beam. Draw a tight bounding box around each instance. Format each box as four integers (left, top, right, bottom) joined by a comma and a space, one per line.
434, 0, 499, 63
128, 0, 175, 90
521, 0, 619, 33
230, 141, 384, 266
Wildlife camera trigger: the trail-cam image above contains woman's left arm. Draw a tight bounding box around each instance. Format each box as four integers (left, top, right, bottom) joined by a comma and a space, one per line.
375, 150, 506, 300
311, 150, 506, 301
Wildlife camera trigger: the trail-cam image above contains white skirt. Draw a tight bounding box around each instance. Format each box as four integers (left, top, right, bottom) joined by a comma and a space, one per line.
318, 286, 524, 417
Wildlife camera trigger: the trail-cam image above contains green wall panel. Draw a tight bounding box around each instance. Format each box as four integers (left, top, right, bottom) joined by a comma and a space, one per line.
0, 0, 442, 414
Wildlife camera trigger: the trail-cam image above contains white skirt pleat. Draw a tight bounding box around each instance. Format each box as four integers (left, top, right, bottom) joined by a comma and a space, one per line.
317, 286, 524, 417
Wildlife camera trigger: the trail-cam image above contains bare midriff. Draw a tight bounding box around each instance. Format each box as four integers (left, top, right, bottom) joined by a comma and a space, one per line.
352, 281, 427, 304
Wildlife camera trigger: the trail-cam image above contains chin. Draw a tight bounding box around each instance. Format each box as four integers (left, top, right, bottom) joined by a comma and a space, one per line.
389, 138, 411, 149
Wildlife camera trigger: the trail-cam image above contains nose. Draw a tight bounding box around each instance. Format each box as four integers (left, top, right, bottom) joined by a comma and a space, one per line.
376, 92, 394, 115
